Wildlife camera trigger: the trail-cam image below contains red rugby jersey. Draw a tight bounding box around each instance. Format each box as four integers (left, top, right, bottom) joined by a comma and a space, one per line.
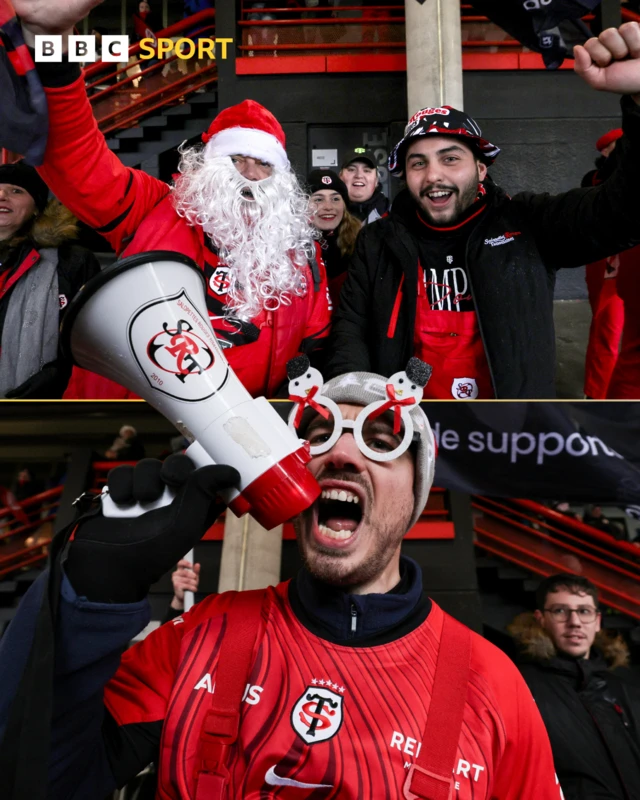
105, 583, 563, 799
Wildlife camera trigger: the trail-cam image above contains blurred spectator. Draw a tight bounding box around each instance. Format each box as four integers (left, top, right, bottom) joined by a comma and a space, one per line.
509, 574, 640, 800
131, 1, 160, 43
582, 129, 625, 399
11, 467, 43, 503
339, 147, 389, 225
105, 425, 146, 461
548, 500, 582, 522
583, 504, 626, 540
163, 558, 200, 623
308, 169, 361, 307
131, 1, 162, 76
0, 162, 100, 398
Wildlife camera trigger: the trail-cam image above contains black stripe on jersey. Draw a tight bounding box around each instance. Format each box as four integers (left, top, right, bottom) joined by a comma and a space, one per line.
95, 200, 135, 234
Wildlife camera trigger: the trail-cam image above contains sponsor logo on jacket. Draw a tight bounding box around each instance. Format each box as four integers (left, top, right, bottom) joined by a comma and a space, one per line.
484, 232, 521, 247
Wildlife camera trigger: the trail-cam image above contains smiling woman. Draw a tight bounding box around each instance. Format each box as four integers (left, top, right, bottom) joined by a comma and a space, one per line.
0, 183, 37, 240
307, 169, 362, 308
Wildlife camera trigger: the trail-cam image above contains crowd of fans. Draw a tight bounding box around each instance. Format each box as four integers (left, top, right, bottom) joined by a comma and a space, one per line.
3, 8, 640, 401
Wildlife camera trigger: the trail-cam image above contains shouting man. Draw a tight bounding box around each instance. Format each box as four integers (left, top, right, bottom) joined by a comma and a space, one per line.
1, 369, 563, 799
11, 0, 330, 399
328, 23, 640, 399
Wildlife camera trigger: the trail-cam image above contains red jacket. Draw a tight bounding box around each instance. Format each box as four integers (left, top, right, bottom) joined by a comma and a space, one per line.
104, 584, 563, 800
38, 76, 331, 399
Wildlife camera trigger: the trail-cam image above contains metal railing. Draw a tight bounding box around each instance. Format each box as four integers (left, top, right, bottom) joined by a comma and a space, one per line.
0, 486, 63, 580
237, 1, 599, 58
473, 496, 640, 620
84, 8, 217, 137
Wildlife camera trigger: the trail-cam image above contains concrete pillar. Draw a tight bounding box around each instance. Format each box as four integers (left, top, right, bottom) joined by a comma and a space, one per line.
404, 0, 464, 116
597, 0, 621, 31
217, 512, 283, 592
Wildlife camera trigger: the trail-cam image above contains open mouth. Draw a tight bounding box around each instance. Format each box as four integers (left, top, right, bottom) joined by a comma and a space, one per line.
240, 187, 254, 200
424, 189, 455, 207
318, 214, 337, 221
0, 208, 12, 214
315, 485, 364, 545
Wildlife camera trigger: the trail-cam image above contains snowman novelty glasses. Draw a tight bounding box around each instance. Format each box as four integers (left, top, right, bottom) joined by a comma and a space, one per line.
287, 357, 432, 463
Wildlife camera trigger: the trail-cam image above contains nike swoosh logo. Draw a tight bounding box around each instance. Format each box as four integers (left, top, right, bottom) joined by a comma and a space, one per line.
265, 765, 333, 789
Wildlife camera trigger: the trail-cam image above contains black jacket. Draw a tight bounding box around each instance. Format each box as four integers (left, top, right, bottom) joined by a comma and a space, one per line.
511, 614, 640, 800
348, 186, 389, 225
327, 96, 640, 398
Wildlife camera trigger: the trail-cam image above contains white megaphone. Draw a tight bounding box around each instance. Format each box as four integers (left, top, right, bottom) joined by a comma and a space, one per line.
60, 251, 321, 530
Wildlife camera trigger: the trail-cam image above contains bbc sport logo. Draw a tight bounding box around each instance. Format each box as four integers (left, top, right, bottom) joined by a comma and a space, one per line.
34, 35, 233, 63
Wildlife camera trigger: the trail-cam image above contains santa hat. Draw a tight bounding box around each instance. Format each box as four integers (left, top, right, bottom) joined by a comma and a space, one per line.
596, 128, 623, 153
201, 99, 289, 171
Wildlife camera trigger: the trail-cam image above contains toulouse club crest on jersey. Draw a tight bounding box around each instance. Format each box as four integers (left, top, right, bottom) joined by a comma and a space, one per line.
128, 289, 229, 401
210, 265, 231, 296
291, 685, 344, 745
451, 377, 479, 400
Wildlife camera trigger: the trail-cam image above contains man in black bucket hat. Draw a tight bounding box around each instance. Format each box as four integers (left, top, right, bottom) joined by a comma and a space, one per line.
327, 22, 640, 400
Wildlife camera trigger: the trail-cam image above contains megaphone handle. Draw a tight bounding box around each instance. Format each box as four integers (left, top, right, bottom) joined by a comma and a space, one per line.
183, 547, 195, 612
101, 484, 175, 518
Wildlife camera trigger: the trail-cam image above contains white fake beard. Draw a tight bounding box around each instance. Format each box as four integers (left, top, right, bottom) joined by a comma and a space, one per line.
173, 148, 317, 321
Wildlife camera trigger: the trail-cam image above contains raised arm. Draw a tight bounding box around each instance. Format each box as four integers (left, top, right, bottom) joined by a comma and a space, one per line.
0, 457, 239, 800
14, 0, 169, 252
515, 23, 640, 270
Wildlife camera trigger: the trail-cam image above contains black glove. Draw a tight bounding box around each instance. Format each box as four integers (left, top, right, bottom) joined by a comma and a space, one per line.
5, 362, 66, 398
65, 455, 240, 603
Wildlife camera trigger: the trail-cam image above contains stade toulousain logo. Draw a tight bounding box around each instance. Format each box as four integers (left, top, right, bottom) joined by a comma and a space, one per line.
291, 685, 344, 745
147, 320, 215, 384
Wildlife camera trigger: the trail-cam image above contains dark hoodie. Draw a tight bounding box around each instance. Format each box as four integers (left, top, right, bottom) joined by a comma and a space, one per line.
509, 612, 640, 800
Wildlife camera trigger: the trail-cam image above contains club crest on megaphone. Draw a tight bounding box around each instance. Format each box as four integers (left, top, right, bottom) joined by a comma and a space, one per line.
128, 289, 229, 402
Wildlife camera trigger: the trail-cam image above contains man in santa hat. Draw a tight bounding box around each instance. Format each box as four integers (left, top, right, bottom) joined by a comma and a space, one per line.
11, 1, 330, 399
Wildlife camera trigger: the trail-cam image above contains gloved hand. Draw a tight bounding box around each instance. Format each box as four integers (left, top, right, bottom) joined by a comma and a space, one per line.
5, 362, 65, 398
65, 455, 239, 603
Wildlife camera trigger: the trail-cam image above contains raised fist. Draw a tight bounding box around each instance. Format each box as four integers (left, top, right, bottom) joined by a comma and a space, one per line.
575, 22, 640, 99
65, 455, 239, 604
12, 0, 106, 36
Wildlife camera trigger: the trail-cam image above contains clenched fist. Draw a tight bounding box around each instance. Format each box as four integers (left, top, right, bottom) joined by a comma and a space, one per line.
575, 22, 640, 102
12, 0, 105, 35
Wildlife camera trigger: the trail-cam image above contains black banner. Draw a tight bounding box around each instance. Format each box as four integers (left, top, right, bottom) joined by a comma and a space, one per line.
469, 0, 601, 68
427, 402, 640, 503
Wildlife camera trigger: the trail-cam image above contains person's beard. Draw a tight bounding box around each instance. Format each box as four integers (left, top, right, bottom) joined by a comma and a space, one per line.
292, 470, 412, 590
173, 149, 316, 321
416, 166, 481, 227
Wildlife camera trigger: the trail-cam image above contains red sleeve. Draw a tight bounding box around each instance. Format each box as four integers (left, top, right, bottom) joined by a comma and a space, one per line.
300, 241, 332, 355
491, 660, 564, 800
104, 593, 231, 726
38, 76, 170, 254
104, 618, 183, 726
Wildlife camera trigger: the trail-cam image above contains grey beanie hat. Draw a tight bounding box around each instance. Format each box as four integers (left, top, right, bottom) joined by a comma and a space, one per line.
319, 371, 436, 531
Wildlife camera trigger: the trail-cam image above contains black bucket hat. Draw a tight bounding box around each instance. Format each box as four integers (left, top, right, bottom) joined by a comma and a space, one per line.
389, 105, 500, 176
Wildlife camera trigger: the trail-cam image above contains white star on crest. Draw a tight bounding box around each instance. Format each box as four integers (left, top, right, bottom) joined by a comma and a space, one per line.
319, 679, 325, 686
311, 678, 318, 685
339, 686, 345, 694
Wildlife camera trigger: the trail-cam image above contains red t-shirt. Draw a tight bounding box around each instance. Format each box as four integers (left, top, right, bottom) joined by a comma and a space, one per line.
105, 583, 562, 799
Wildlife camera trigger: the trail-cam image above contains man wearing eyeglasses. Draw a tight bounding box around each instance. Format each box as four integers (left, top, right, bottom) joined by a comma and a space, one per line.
511, 574, 640, 800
